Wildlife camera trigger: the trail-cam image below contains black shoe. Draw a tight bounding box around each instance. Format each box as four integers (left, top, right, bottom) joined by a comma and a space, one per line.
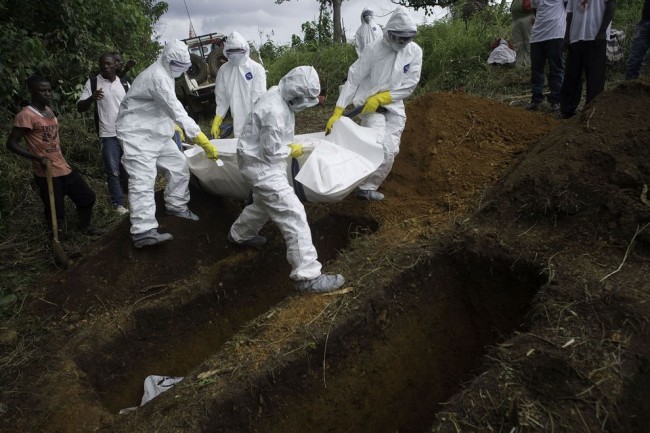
80, 226, 105, 236
526, 101, 541, 111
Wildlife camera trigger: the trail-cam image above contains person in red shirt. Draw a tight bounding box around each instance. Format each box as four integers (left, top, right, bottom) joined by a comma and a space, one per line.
6, 75, 103, 239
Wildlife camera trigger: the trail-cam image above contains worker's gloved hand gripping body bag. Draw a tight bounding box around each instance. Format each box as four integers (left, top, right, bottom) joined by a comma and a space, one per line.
183, 117, 382, 203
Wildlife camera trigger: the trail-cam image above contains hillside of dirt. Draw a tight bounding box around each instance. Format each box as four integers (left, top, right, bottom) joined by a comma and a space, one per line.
1, 82, 649, 433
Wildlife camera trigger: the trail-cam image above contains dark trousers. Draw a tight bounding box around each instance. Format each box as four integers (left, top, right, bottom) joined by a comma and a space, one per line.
625, 19, 650, 80
34, 170, 96, 230
560, 39, 607, 117
530, 38, 564, 104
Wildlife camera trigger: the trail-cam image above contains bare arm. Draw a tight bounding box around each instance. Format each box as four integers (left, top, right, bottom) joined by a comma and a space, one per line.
77, 88, 104, 112
6, 127, 46, 164
597, 0, 617, 40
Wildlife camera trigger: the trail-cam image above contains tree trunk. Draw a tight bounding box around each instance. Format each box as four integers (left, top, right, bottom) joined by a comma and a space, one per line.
332, 0, 343, 43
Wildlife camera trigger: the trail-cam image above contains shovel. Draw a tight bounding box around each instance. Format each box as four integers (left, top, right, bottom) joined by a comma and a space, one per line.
45, 160, 69, 269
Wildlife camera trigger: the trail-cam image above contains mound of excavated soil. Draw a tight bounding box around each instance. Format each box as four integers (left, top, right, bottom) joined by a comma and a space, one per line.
3, 86, 649, 433
484, 80, 650, 246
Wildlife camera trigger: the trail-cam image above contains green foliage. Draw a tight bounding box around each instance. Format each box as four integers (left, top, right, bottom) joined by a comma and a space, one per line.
416, 4, 512, 93
393, 0, 481, 14
292, 8, 334, 48
264, 43, 356, 98
0, 0, 168, 112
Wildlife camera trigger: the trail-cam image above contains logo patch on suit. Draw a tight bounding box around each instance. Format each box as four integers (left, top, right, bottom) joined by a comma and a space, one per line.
245, 72, 253, 80
404, 64, 410, 73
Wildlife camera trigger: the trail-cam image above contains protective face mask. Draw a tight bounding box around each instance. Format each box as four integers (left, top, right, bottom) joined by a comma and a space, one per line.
363, 15, 372, 24
169, 60, 191, 78
387, 30, 416, 51
288, 96, 319, 112
228, 52, 246, 66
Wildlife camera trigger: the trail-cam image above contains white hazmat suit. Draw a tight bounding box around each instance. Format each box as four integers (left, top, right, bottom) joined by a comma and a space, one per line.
355, 7, 382, 56
213, 32, 267, 137
228, 66, 343, 291
334, 6, 422, 198
116, 39, 205, 241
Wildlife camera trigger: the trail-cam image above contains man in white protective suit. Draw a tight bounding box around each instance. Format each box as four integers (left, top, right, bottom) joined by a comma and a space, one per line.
355, 7, 382, 56
227, 66, 346, 294
326, 6, 422, 201
210, 31, 267, 138
116, 39, 219, 248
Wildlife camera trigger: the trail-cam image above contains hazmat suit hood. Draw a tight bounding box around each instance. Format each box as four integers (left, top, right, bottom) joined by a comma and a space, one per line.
224, 31, 250, 66
355, 6, 382, 56
360, 7, 374, 24
278, 66, 321, 112
383, 6, 417, 51
159, 39, 192, 77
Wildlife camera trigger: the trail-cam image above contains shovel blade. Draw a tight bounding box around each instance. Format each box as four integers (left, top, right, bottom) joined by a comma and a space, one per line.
52, 239, 69, 270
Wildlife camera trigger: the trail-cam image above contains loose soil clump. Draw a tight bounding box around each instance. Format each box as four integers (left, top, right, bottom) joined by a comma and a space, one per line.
1, 82, 649, 433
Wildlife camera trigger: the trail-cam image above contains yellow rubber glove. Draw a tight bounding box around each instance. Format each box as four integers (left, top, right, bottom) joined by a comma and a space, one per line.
288, 143, 303, 159
194, 132, 219, 160
361, 91, 392, 114
325, 106, 344, 134
174, 124, 186, 142
210, 115, 223, 139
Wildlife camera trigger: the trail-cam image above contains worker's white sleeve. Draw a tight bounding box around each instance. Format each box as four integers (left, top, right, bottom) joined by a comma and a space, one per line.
259, 112, 289, 162
355, 33, 363, 56
214, 69, 230, 119
390, 47, 423, 102
78, 79, 92, 103
251, 66, 267, 105
151, 77, 201, 139
337, 54, 372, 108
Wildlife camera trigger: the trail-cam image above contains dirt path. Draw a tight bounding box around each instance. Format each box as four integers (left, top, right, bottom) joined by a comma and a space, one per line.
1, 82, 649, 433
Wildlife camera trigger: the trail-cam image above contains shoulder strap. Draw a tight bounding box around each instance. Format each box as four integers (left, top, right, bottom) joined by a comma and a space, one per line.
90, 76, 99, 135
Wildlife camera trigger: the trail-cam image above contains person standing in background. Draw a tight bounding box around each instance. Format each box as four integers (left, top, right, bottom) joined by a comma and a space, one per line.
511, 0, 536, 67
527, 0, 567, 111
355, 7, 382, 56
625, 0, 650, 80
559, 0, 617, 118
77, 53, 129, 215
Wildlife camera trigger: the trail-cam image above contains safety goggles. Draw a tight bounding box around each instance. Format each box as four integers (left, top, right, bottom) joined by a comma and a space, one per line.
169, 60, 192, 70
387, 30, 416, 46
288, 96, 320, 112
362, 11, 374, 18
226, 48, 246, 55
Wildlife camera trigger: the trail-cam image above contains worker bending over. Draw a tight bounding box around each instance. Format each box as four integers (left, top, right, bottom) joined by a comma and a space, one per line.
327, 6, 422, 201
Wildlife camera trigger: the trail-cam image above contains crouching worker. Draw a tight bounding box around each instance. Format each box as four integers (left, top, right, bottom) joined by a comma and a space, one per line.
116, 39, 219, 248
228, 66, 345, 294
7, 76, 104, 239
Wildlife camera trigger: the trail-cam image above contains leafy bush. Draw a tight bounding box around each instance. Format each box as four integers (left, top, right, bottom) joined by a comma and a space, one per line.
0, 0, 167, 112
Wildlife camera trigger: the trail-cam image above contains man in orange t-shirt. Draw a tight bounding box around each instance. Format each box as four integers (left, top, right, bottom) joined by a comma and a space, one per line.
6, 76, 103, 239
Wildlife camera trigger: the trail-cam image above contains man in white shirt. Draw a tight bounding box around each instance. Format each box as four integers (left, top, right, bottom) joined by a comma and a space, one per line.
560, 0, 617, 119
527, 0, 567, 111
77, 53, 129, 214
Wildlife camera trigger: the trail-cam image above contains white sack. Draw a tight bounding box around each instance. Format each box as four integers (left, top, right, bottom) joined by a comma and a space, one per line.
185, 117, 382, 203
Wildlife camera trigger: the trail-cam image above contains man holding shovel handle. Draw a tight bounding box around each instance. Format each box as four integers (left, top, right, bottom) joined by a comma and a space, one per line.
6, 76, 104, 267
